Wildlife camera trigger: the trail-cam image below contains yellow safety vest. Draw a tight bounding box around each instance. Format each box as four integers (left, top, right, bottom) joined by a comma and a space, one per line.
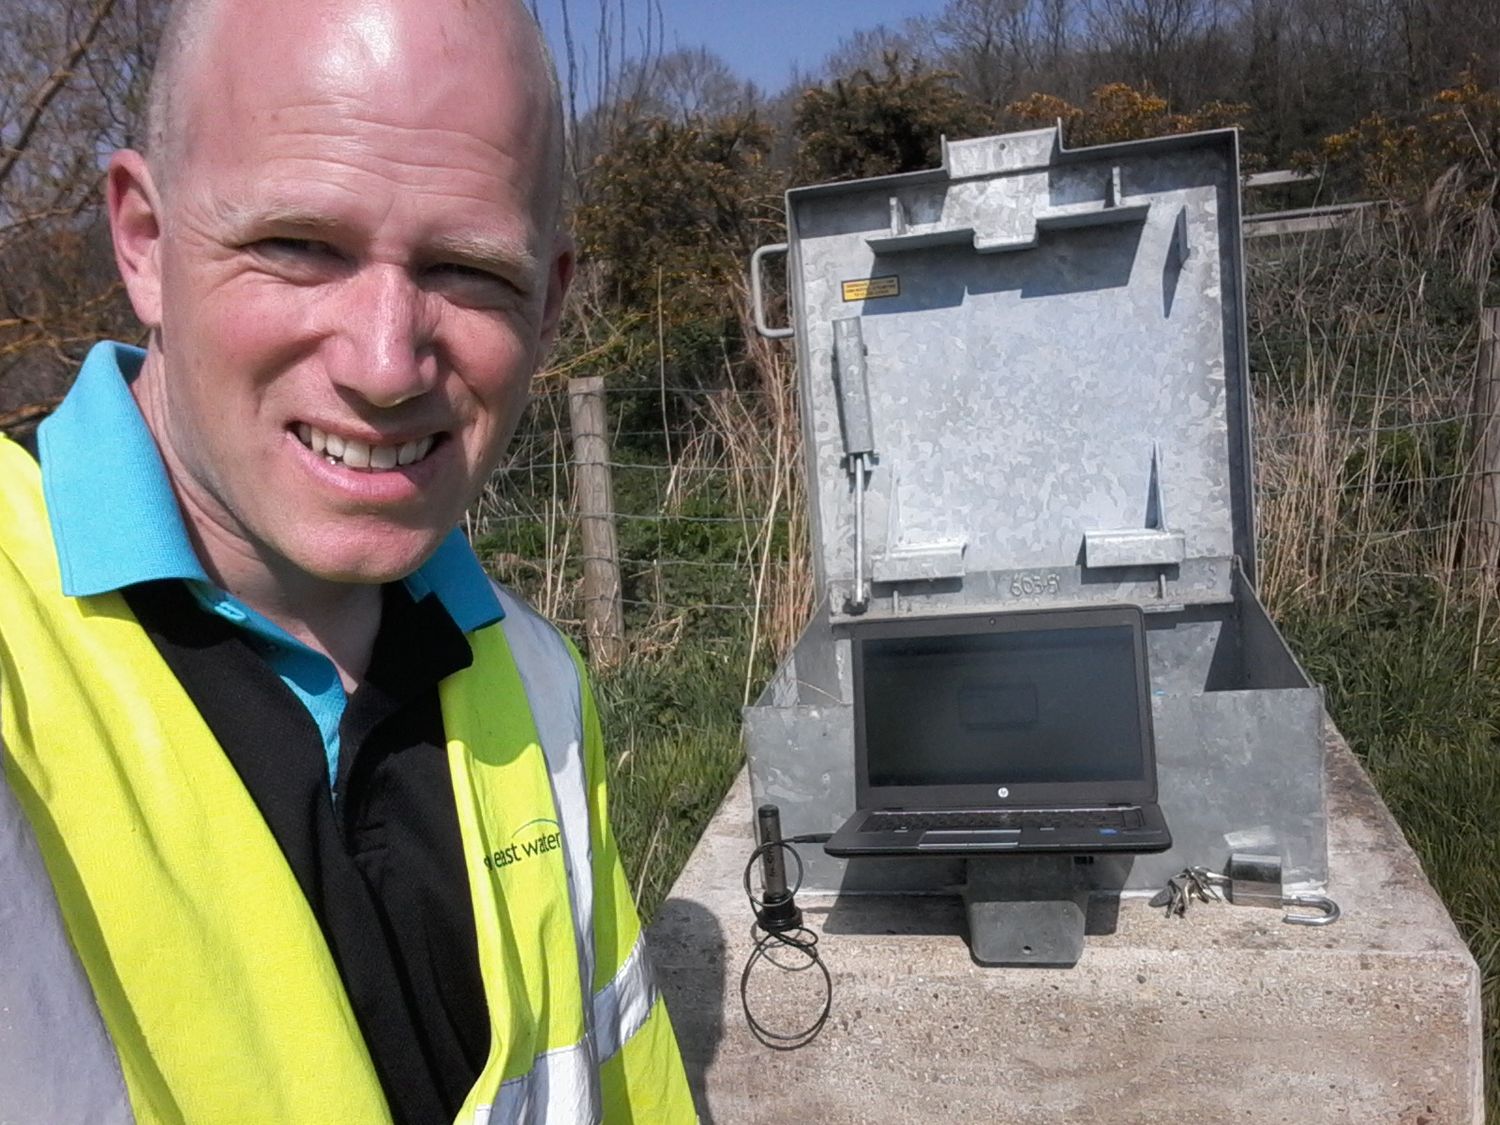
0, 433, 695, 1124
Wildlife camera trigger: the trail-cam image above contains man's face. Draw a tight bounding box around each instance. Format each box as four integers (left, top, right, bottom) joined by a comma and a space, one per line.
111, 0, 570, 589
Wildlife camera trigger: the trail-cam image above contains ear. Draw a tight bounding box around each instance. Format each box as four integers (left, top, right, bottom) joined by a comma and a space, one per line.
107, 149, 166, 329
536, 232, 576, 355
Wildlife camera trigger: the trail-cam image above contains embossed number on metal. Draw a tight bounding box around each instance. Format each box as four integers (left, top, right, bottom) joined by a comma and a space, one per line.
1009, 572, 1062, 597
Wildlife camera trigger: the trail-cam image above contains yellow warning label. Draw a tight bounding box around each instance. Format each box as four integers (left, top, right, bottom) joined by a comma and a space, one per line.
841, 275, 900, 302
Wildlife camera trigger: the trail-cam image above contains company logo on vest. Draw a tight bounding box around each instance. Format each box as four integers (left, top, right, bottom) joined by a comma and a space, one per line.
482, 817, 563, 871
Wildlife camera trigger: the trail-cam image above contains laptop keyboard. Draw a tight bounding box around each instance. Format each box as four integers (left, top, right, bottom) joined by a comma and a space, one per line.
864, 808, 1145, 832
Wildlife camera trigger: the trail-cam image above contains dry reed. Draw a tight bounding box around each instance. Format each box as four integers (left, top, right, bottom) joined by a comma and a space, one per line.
1249, 205, 1488, 622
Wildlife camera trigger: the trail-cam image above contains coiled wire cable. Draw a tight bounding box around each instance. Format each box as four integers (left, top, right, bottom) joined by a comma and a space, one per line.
740, 834, 833, 1050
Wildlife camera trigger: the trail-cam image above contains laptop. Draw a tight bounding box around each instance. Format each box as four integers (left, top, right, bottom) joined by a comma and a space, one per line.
824, 604, 1172, 857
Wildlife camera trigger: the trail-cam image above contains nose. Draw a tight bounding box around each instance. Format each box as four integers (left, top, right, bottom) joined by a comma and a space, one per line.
329, 265, 438, 408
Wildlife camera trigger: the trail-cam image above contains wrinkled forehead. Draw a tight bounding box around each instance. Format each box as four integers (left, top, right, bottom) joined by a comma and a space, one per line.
175, 0, 557, 191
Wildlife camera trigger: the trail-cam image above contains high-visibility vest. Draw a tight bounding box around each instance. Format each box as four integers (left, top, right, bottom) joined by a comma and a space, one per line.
0, 433, 695, 1124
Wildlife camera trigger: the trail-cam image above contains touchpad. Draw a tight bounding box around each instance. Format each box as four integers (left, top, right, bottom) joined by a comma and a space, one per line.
918, 831, 1020, 849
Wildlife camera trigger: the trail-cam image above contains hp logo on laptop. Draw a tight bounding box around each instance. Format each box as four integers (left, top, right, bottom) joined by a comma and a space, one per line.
997, 787, 1010, 798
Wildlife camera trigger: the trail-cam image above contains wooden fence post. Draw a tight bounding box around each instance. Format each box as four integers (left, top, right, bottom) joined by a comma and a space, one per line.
568, 376, 625, 665
1470, 308, 1500, 578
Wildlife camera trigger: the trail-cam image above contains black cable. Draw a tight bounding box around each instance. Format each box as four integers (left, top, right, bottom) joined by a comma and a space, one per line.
739, 834, 834, 1051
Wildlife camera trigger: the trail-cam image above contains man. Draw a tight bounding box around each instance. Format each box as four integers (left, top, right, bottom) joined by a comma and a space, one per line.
0, 0, 694, 1120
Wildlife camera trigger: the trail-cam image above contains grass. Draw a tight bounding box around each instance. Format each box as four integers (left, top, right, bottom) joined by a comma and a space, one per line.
1280, 593, 1500, 1116
593, 638, 750, 917
1244, 197, 1497, 1116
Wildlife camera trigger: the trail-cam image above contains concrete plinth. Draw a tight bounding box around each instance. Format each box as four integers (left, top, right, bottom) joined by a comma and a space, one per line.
648, 729, 1483, 1124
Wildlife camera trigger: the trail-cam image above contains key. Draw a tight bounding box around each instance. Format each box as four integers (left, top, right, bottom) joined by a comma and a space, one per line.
1191, 865, 1229, 893
1184, 867, 1220, 904
1168, 874, 1191, 916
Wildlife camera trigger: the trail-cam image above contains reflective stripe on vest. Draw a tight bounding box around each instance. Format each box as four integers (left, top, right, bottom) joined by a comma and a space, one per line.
0, 433, 684, 1123
493, 585, 600, 1051
0, 724, 133, 1125
473, 929, 661, 1125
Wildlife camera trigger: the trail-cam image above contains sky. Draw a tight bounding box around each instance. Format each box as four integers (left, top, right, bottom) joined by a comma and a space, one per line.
534, 1, 942, 102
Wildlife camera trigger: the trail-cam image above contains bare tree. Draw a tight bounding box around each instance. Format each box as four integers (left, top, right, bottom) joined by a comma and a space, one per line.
933, 0, 1037, 109
541, 0, 667, 184
1085, 0, 1224, 101
904, 0, 1087, 112
1038, 0, 1073, 71
611, 46, 759, 123
818, 22, 935, 83
0, 0, 166, 416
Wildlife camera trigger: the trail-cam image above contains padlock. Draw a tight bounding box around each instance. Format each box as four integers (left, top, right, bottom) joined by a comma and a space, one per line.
1225, 852, 1283, 908
1226, 852, 1340, 926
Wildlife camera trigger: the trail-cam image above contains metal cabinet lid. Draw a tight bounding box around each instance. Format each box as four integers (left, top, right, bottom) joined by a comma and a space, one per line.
758, 125, 1255, 621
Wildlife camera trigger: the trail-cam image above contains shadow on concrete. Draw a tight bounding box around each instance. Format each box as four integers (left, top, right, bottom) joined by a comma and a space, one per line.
651, 898, 727, 1123
817, 855, 1133, 953
1078, 854, 1132, 935
819, 892, 967, 938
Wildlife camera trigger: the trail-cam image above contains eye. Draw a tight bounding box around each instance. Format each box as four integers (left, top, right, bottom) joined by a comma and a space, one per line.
244, 238, 349, 283
425, 262, 522, 308
252, 237, 341, 262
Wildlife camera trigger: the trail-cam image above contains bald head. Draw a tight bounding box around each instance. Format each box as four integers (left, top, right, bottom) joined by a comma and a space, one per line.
145, 0, 564, 218
106, 0, 577, 602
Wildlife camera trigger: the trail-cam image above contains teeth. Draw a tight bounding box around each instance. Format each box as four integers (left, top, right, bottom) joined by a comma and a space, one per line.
342, 438, 370, 469
297, 424, 437, 471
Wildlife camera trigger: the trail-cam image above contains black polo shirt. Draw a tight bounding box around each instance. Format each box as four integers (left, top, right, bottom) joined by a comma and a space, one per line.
121, 578, 489, 1125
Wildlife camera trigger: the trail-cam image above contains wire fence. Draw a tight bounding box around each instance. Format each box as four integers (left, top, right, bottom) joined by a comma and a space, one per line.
1244, 212, 1494, 614
468, 368, 810, 678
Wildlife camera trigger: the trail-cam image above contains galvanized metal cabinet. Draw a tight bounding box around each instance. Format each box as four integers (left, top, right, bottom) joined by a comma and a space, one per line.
746, 126, 1325, 894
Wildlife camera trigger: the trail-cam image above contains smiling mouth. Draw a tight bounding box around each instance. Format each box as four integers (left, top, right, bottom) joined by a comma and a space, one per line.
296, 423, 437, 471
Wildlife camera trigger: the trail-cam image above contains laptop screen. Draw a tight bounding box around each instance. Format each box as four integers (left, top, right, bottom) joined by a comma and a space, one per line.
855, 611, 1150, 795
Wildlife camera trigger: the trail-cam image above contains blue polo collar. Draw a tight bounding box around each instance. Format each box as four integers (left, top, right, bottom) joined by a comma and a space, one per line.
36, 341, 502, 632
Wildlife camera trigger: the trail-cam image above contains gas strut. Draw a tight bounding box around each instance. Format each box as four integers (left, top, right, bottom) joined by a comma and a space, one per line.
833, 317, 875, 614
